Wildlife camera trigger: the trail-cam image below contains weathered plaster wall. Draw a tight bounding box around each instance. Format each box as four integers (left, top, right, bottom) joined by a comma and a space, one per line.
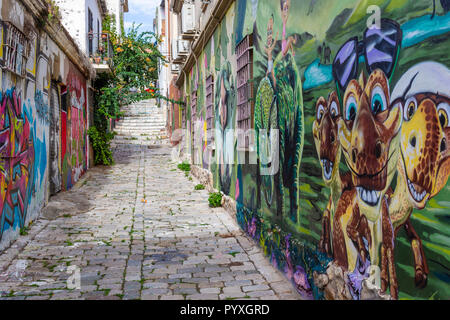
181, 0, 450, 300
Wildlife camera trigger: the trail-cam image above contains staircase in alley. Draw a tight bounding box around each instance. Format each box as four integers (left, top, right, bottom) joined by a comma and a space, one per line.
112, 99, 169, 147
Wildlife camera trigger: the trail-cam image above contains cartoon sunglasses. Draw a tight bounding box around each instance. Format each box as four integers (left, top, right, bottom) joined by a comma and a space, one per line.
332, 19, 402, 101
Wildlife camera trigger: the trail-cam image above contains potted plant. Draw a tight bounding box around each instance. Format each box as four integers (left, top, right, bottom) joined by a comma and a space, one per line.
94, 54, 101, 64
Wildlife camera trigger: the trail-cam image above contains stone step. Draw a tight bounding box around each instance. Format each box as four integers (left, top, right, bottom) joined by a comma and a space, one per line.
116, 121, 165, 124
121, 116, 163, 119
121, 108, 161, 111
111, 139, 170, 146
114, 126, 166, 131
114, 131, 166, 136
115, 125, 165, 129
115, 120, 165, 124
114, 135, 167, 140
114, 127, 166, 131
117, 124, 165, 127
118, 114, 164, 117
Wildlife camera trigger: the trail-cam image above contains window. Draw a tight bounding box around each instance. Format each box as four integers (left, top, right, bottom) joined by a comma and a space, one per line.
236, 34, 254, 149
97, 19, 100, 51
3, 22, 30, 77
88, 9, 93, 56
191, 90, 197, 121
205, 75, 214, 144
182, 98, 186, 129
191, 90, 197, 130
60, 85, 68, 112
161, 19, 166, 36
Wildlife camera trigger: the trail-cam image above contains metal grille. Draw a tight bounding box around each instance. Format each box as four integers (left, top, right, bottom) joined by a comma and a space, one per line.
182, 105, 186, 129
191, 90, 197, 140
191, 90, 197, 121
236, 34, 253, 149
205, 75, 214, 144
3, 22, 30, 77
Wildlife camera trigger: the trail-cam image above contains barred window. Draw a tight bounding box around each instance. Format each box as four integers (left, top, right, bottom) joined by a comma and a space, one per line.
191, 90, 197, 121
236, 34, 253, 149
3, 22, 30, 77
191, 90, 197, 142
205, 75, 214, 144
182, 105, 186, 129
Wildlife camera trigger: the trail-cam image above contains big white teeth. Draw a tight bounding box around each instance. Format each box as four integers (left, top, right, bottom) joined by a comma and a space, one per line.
321, 159, 333, 181
407, 179, 427, 202
357, 187, 381, 206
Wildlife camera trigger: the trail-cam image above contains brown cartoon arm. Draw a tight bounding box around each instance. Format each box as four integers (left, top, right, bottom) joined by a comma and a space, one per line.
346, 203, 371, 263
381, 197, 398, 299
404, 219, 429, 288
319, 206, 332, 257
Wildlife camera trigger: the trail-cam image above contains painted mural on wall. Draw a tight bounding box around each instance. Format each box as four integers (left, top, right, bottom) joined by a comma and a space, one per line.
0, 89, 35, 240
249, 0, 450, 300
0, 13, 50, 245
215, 62, 236, 195
182, 0, 450, 300
61, 66, 87, 191
0, 1, 89, 248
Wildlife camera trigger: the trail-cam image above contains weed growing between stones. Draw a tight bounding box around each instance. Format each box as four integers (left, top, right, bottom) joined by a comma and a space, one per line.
195, 184, 205, 190
208, 192, 222, 208
178, 161, 191, 172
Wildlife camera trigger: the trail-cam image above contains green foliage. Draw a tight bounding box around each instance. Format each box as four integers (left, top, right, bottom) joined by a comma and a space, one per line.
208, 192, 223, 208
89, 21, 185, 165
44, 0, 62, 23
87, 126, 114, 165
20, 226, 30, 236
178, 161, 191, 172
90, 23, 166, 165
195, 184, 205, 190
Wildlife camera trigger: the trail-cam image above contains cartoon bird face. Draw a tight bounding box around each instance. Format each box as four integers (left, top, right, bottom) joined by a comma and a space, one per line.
390, 62, 450, 209
338, 70, 402, 221
398, 95, 450, 208
313, 91, 341, 184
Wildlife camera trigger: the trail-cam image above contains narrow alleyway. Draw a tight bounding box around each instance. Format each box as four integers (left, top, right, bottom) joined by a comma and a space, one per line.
0, 143, 300, 300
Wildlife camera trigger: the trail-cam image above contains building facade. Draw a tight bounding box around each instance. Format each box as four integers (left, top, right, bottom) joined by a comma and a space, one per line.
167, 0, 450, 300
105, 0, 129, 37
0, 0, 94, 250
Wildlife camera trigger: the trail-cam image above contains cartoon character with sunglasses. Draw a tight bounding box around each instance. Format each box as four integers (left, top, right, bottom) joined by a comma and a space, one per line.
334, 19, 403, 299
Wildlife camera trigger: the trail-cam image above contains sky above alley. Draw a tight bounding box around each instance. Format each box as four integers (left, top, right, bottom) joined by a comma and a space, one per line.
124, 0, 160, 33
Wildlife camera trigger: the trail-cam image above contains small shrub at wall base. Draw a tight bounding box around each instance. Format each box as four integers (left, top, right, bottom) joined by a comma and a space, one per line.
178, 161, 191, 172
208, 192, 222, 208
195, 184, 205, 190
88, 127, 114, 165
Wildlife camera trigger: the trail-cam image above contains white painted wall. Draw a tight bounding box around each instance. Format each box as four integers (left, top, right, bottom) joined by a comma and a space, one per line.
105, 0, 124, 36
55, 0, 86, 52
56, 0, 103, 56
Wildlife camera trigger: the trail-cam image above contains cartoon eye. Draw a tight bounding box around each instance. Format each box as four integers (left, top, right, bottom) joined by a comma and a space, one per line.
316, 104, 325, 122
437, 102, 450, 128
371, 86, 387, 115
345, 96, 357, 121
330, 101, 339, 119
403, 97, 418, 121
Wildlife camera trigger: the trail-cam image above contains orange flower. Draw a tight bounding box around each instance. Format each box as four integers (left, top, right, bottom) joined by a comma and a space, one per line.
116, 47, 123, 52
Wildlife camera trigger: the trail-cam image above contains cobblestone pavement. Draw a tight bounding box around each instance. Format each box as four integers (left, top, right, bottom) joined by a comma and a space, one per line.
0, 144, 300, 300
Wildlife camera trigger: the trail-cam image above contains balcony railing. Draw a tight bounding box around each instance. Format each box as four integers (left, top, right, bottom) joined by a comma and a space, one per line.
87, 32, 114, 73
